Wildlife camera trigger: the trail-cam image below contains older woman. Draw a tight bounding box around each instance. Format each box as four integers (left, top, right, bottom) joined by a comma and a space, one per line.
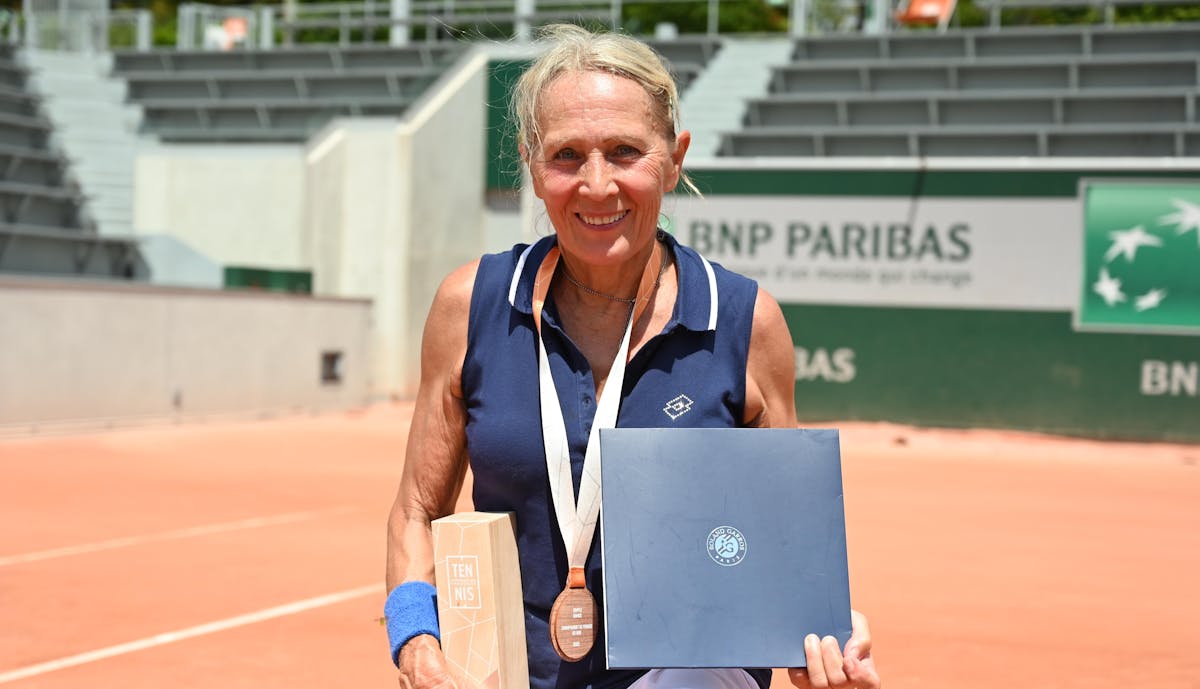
385, 24, 881, 689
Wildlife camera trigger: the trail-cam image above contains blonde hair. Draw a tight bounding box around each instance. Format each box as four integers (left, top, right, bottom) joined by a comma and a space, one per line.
512, 24, 698, 195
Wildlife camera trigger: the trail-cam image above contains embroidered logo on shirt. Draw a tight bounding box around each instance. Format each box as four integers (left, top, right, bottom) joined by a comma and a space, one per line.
662, 394, 694, 420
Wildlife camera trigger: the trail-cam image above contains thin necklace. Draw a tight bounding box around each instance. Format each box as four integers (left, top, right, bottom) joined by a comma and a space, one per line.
560, 236, 670, 304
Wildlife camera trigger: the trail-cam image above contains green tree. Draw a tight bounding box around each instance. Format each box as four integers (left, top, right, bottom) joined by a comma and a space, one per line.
621, 1, 788, 35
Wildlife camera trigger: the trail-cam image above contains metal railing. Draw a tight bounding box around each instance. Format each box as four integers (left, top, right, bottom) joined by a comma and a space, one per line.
173, 0, 853, 50
8, 8, 153, 51
974, 0, 1197, 27
4, 0, 896, 53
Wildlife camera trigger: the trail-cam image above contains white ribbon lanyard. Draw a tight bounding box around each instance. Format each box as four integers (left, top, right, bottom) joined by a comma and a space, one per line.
532, 247, 637, 572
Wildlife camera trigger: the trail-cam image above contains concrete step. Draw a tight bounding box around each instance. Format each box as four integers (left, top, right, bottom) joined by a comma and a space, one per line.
44, 112, 138, 133
680, 37, 793, 157
29, 76, 125, 101
18, 47, 141, 241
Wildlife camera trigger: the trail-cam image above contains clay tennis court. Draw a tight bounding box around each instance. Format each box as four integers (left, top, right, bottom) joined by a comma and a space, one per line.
1, 403, 1197, 688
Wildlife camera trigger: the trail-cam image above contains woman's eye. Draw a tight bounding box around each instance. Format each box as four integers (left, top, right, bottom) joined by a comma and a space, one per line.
551, 148, 578, 161
613, 145, 639, 157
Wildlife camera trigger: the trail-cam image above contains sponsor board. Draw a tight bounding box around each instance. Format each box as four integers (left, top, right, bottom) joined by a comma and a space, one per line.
1076, 180, 1200, 335
666, 196, 1079, 311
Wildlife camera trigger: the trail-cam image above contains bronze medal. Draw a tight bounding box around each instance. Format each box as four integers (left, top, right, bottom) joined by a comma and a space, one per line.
548, 567, 596, 662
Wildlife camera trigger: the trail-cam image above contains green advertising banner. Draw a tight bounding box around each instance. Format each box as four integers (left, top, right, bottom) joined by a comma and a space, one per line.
1077, 181, 1200, 334
786, 304, 1200, 443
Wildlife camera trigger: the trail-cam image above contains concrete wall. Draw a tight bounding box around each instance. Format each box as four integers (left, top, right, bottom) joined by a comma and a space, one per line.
303, 48, 489, 396
395, 48, 490, 395
0, 277, 371, 430
134, 144, 308, 271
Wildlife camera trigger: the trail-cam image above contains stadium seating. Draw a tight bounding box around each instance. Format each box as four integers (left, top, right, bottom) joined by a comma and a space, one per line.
645, 36, 722, 93
112, 37, 713, 143
111, 44, 461, 142
719, 22, 1200, 157
0, 46, 84, 230
0, 42, 144, 278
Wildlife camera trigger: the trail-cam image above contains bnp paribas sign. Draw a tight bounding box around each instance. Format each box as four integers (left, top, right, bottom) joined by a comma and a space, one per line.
1076, 181, 1200, 335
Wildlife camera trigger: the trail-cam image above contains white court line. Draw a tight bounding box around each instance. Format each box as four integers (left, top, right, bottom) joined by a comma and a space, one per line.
0, 508, 354, 567
0, 583, 380, 684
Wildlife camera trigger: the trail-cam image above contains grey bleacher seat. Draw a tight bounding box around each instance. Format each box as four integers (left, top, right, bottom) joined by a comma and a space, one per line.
139, 97, 421, 142
886, 35, 971, 60
746, 89, 1191, 130
0, 86, 38, 117
848, 99, 929, 126
957, 62, 1071, 91
0, 113, 52, 148
721, 131, 818, 156
111, 43, 460, 74
0, 145, 68, 187
823, 133, 911, 157
1077, 58, 1198, 89
0, 223, 145, 278
0, 61, 25, 89
1086, 25, 1200, 56
791, 36, 883, 62
772, 54, 1197, 95
123, 66, 438, 101
0, 181, 86, 229
745, 98, 841, 127
971, 30, 1085, 58
1046, 129, 1181, 157
1061, 92, 1190, 124
871, 65, 953, 92
918, 131, 1042, 157
773, 66, 864, 94
1185, 132, 1200, 156
720, 124, 1199, 158
938, 96, 1054, 126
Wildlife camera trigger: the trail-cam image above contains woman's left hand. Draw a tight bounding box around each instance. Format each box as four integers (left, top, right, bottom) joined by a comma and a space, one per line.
788, 609, 880, 689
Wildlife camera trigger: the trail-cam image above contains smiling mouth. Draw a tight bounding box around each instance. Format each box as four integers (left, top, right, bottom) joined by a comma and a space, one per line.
577, 210, 630, 227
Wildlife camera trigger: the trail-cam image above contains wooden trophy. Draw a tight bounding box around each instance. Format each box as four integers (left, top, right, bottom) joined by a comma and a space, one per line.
432, 512, 528, 689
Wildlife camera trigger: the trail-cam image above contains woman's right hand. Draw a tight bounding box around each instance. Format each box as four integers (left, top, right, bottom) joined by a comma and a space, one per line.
398, 635, 483, 689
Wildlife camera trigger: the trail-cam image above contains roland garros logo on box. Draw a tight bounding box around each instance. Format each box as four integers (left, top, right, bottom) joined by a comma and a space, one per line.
707, 526, 747, 567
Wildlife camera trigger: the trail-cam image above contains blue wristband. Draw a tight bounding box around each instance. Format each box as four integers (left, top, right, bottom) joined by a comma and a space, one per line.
384, 581, 440, 666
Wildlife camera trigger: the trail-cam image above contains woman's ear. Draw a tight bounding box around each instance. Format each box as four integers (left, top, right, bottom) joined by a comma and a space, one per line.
666, 130, 692, 191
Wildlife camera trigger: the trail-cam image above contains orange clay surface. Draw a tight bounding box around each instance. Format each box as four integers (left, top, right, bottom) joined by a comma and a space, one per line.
1, 402, 1198, 688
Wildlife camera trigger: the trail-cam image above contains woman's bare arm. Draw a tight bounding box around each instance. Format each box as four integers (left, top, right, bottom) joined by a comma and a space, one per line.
385, 262, 483, 689
743, 288, 798, 430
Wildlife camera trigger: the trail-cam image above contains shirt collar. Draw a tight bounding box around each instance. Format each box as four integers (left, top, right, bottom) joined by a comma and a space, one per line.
507, 232, 718, 333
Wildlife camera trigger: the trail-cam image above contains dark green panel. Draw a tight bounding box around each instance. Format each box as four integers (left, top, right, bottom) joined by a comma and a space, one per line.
487, 59, 530, 191
684, 168, 1200, 198
268, 269, 312, 294
224, 267, 312, 294
783, 304, 1200, 442
224, 266, 270, 290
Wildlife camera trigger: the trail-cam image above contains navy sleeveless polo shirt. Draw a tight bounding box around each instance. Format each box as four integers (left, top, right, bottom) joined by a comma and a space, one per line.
461, 232, 772, 689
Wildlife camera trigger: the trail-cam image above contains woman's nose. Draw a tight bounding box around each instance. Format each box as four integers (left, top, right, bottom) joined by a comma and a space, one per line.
579, 154, 616, 199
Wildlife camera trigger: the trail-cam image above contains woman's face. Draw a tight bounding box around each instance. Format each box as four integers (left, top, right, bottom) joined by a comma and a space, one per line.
526, 70, 689, 269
